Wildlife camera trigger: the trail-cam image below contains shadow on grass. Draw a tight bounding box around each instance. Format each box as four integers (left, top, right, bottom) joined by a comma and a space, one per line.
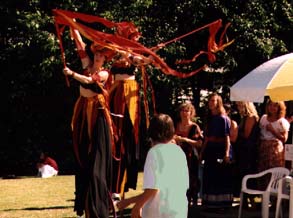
2, 207, 132, 218
110, 208, 132, 218
3, 205, 73, 212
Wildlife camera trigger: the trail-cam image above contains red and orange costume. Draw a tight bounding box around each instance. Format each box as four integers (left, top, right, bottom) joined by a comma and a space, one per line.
71, 71, 113, 218
52, 8, 234, 207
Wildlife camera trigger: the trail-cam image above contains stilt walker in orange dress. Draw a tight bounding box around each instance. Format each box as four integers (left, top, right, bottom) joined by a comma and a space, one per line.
109, 23, 147, 197
63, 28, 114, 218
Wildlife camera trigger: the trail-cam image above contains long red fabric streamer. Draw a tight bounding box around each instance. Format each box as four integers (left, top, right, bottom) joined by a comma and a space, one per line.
52, 9, 234, 79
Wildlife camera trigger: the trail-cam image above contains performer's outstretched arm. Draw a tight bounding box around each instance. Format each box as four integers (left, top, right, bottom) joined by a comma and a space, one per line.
71, 28, 91, 69
63, 66, 93, 84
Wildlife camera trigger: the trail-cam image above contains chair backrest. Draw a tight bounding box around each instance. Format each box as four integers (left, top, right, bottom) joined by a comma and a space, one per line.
277, 176, 292, 197
266, 167, 290, 194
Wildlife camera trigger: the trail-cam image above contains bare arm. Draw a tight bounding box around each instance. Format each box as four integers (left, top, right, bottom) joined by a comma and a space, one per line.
71, 28, 91, 69
117, 189, 158, 218
131, 189, 158, 218
175, 123, 203, 148
175, 135, 202, 148
224, 135, 231, 163
199, 137, 207, 162
116, 49, 153, 66
266, 123, 288, 143
229, 120, 238, 143
178, 125, 203, 148
63, 67, 94, 84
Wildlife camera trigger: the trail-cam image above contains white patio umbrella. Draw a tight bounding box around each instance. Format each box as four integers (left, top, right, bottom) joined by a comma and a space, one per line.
230, 53, 293, 102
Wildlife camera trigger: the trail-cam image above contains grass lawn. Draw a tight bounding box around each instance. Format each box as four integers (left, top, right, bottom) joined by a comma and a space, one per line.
0, 173, 143, 218
1, 173, 273, 218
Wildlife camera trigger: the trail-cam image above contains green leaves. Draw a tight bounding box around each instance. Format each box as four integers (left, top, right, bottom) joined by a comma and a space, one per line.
2, 0, 292, 176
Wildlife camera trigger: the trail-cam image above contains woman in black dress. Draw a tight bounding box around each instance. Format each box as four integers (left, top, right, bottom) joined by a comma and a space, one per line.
174, 102, 203, 206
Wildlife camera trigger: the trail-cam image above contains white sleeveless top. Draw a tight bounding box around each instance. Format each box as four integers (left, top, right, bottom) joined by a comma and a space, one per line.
259, 114, 290, 140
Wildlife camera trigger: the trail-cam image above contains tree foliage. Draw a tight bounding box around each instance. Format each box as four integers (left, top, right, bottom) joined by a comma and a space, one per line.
2, 0, 292, 175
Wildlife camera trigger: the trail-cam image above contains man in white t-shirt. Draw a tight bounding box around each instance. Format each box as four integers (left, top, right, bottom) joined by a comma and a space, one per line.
117, 114, 189, 218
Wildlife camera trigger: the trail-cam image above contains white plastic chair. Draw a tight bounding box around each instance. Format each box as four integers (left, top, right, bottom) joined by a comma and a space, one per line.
289, 176, 293, 218
238, 167, 290, 218
275, 176, 292, 218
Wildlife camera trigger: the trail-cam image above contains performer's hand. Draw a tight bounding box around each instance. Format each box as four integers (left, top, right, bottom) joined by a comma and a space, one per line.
63, 67, 74, 76
151, 43, 165, 52
157, 43, 165, 48
116, 199, 131, 210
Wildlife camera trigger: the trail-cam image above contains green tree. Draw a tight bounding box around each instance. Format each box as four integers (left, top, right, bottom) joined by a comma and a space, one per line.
2, 0, 292, 176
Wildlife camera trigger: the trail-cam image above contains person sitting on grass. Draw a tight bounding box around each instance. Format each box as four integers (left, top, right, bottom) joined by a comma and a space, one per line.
37, 152, 58, 178
117, 113, 189, 218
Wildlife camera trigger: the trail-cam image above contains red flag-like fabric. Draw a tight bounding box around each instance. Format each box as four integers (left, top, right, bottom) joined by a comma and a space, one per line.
52, 9, 234, 79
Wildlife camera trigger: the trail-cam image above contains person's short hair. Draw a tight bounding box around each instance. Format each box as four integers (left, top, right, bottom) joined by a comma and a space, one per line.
148, 113, 175, 143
